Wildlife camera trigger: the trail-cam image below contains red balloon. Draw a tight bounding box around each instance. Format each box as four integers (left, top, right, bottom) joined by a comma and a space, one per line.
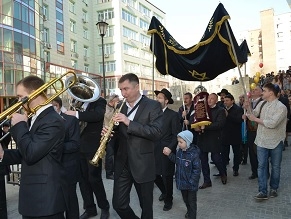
259, 63, 263, 68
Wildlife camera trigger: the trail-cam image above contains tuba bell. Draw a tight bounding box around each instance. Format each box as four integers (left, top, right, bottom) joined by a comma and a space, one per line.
65, 74, 101, 133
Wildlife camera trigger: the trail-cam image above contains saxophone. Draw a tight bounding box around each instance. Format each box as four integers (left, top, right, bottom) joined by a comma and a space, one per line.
89, 98, 126, 166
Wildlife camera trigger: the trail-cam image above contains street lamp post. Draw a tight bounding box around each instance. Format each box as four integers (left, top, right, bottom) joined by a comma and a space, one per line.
96, 21, 109, 98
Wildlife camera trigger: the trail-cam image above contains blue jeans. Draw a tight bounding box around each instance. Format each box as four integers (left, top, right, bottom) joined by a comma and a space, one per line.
257, 141, 283, 195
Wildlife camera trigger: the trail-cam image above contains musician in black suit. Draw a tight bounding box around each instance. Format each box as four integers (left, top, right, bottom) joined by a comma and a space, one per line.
154, 88, 180, 211
0, 75, 67, 218
52, 97, 80, 219
0, 123, 11, 176
66, 96, 110, 219
107, 73, 163, 219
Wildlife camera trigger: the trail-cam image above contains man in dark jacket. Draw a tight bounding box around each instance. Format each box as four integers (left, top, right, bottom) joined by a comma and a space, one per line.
52, 97, 80, 219
66, 96, 110, 219
154, 88, 180, 211
194, 93, 227, 188
0, 75, 67, 218
221, 94, 244, 176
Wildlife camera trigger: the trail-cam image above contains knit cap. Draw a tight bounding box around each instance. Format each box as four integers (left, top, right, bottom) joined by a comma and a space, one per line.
177, 130, 193, 149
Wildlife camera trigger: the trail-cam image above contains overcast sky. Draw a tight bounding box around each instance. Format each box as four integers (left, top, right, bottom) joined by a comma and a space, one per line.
149, 0, 290, 47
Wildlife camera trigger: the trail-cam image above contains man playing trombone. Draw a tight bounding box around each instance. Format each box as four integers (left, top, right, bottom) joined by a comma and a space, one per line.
0, 75, 68, 219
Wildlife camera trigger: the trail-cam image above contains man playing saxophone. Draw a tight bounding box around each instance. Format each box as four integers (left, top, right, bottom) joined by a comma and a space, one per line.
103, 73, 163, 219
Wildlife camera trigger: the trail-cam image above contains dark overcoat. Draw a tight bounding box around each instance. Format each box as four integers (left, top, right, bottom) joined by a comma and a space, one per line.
154, 108, 180, 176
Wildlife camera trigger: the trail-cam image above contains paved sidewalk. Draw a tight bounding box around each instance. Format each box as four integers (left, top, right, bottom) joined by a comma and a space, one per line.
5, 144, 291, 219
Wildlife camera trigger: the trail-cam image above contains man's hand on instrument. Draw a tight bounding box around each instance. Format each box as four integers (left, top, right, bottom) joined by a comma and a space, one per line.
65, 110, 77, 117
101, 126, 114, 137
163, 147, 171, 156
11, 113, 28, 126
113, 113, 130, 126
182, 110, 187, 117
183, 119, 189, 125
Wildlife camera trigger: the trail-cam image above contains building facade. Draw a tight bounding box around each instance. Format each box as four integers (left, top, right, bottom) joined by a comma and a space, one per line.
0, 0, 169, 111
247, 9, 291, 76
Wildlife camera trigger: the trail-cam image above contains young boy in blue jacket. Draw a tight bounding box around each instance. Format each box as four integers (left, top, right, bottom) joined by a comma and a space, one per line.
163, 130, 201, 219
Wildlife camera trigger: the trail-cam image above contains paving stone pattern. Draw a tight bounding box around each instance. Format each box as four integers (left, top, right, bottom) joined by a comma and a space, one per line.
6, 142, 291, 219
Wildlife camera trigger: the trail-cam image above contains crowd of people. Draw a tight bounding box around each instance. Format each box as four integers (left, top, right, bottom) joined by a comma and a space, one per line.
0, 71, 289, 219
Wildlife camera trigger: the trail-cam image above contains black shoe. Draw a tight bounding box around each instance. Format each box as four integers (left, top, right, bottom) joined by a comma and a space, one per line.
106, 175, 114, 180
100, 209, 110, 219
185, 212, 189, 218
213, 173, 221, 177
199, 182, 212, 189
210, 161, 215, 164
79, 211, 97, 219
159, 193, 166, 201
248, 174, 258, 180
221, 175, 227, 184
163, 203, 173, 211
233, 171, 239, 176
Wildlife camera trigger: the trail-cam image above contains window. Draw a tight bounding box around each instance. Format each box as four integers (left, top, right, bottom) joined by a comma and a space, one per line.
96, 25, 114, 38
71, 60, 77, 69
84, 64, 89, 72
97, 9, 114, 21
70, 20, 76, 32
105, 26, 114, 37
84, 46, 88, 57
71, 40, 77, 52
122, 27, 137, 41
122, 10, 136, 25
139, 3, 150, 17
69, 1, 75, 13
139, 34, 150, 45
83, 28, 88, 39
122, 0, 137, 8
125, 61, 139, 73
43, 28, 49, 42
56, 8, 63, 22
98, 43, 114, 55
82, 10, 88, 22
123, 43, 138, 57
99, 61, 116, 73
139, 19, 149, 30
43, 4, 48, 17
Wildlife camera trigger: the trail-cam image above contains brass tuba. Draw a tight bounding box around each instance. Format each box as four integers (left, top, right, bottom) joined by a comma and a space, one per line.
89, 98, 126, 166
65, 74, 101, 133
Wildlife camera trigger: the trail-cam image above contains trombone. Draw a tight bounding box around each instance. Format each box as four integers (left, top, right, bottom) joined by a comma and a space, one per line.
0, 71, 77, 140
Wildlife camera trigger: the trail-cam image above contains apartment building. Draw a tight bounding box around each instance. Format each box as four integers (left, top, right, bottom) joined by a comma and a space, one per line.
248, 9, 291, 75
0, 0, 169, 110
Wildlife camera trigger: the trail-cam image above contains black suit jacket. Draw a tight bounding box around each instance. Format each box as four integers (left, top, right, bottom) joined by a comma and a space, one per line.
2, 106, 68, 217
222, 104, 244, 145
115, 96, 163, 183
155, 108, 180, 176
0, 130, 11, 175
60, 112, 80, 184
78, 97, 106, 153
